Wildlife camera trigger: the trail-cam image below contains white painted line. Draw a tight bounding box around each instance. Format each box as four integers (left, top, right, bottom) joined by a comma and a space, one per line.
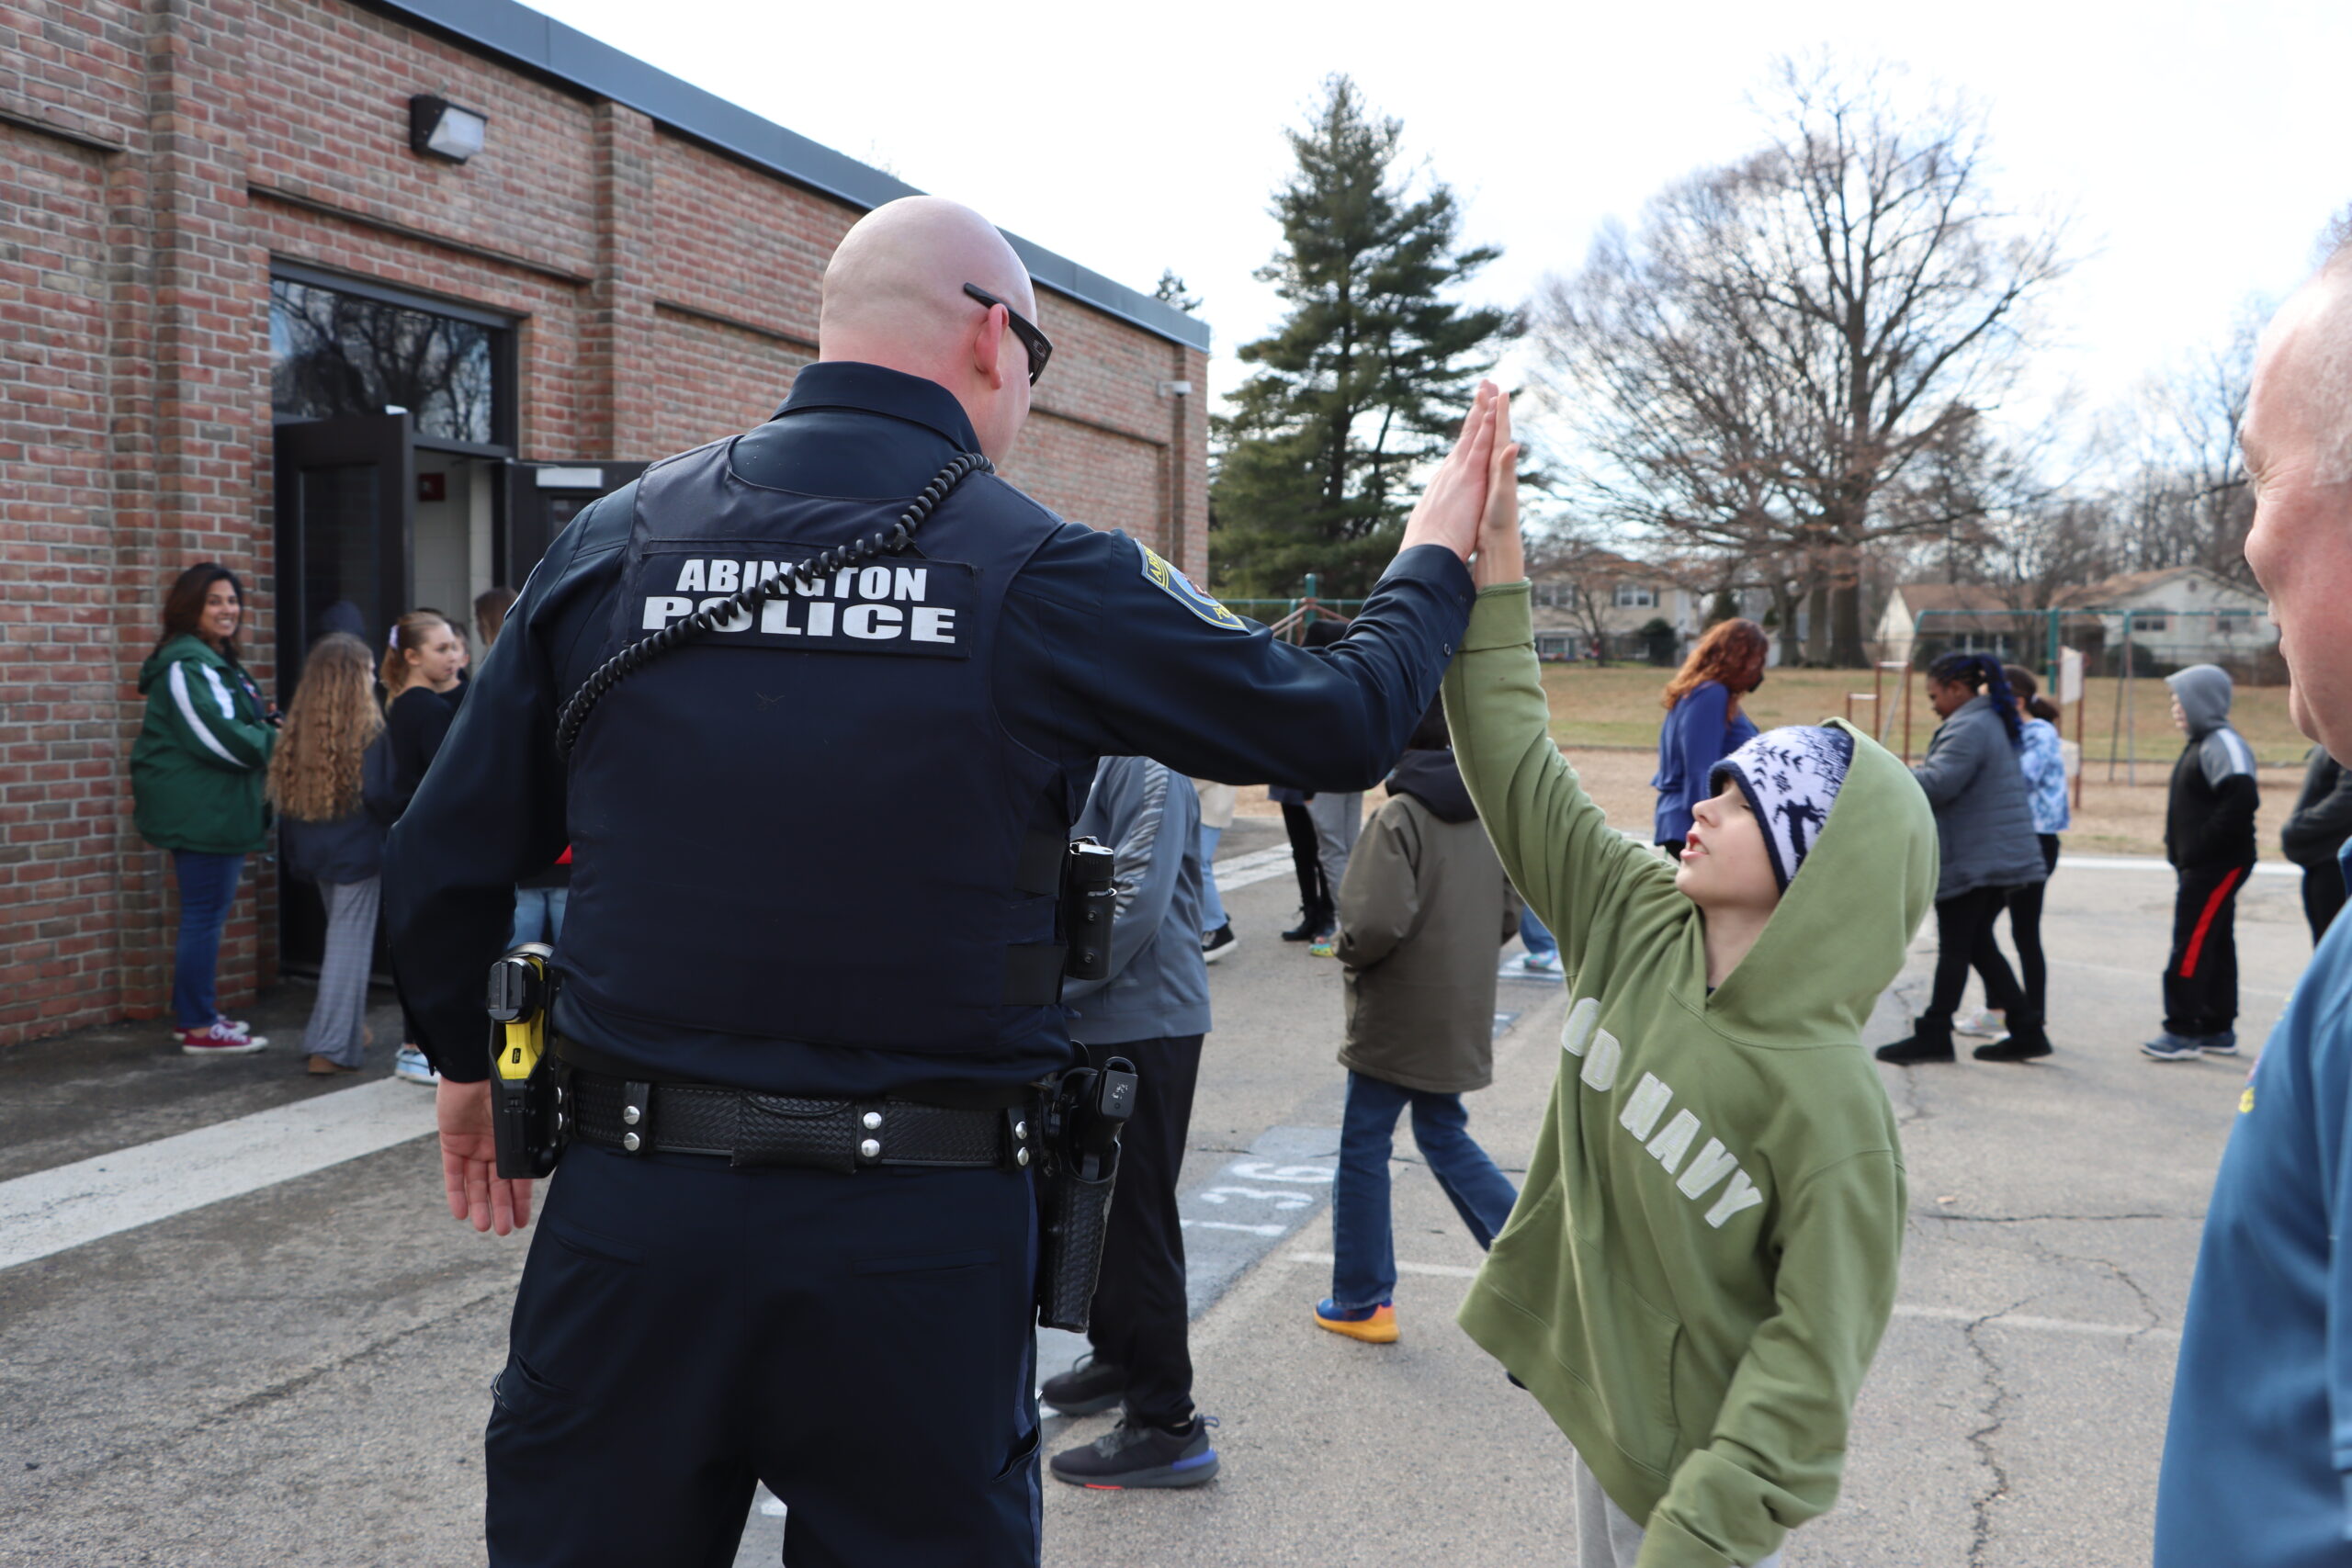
1289, 1250, 1480, 1279
1213, 844, 1296, 895
1182, 1219, 1288, 1237
1890, 1303, 2177, 1342
0, 1079, 436, 1272
2061, 854, 2292, 878
1281, 1256, 2179, 1338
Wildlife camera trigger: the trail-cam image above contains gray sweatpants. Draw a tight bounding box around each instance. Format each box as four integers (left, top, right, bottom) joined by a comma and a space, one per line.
1575, 1452, 1783, 1568
302, 877, 379, 1067
1307, 791, 1363, 901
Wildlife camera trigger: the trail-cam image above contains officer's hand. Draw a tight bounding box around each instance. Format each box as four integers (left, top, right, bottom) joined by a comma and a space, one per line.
1397, 381, 1498, 563
1472, 389, 1524, 588
436, 1077, 536, 1235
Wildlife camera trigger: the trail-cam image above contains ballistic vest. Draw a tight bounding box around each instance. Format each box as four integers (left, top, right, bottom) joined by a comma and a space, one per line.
556, 437, 1076, 1057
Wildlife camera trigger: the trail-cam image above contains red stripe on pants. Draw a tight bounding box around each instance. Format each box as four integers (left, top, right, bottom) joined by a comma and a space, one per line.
2180, 865, 2247, 979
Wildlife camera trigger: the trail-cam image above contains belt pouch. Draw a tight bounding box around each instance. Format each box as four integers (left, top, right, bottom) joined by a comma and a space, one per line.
732, 1096, 857, 1172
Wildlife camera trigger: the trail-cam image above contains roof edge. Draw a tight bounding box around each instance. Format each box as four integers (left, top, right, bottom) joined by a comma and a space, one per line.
362, 0, 1212, 352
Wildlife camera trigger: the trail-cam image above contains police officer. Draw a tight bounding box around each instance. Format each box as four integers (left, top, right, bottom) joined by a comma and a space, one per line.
385, 195, 1501, 1567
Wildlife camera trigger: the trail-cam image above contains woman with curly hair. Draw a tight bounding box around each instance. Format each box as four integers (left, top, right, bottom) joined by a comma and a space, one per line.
1651, 618, 1769, 853
268, 633, 387, 1076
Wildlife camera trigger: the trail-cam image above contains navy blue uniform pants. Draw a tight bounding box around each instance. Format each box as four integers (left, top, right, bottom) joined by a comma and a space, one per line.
486, 1144, 1040, 1567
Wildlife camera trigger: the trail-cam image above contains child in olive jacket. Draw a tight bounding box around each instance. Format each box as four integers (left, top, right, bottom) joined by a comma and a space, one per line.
1441, 401, 1936, 1568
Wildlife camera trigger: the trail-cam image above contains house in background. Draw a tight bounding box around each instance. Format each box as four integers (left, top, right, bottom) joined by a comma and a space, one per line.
2053, 568, 2278, 676
1530, 548, 1786, 663
1875, 582, 2044, 670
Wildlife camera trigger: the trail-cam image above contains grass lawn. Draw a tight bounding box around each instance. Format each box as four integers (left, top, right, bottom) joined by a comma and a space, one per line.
1539, 664, 2311, 768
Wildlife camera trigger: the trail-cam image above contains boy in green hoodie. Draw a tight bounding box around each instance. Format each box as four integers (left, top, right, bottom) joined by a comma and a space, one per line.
1443, 395, 1937, 1568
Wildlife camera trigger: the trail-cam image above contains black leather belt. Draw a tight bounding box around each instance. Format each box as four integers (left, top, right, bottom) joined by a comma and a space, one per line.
567, 1069, 1035, 1173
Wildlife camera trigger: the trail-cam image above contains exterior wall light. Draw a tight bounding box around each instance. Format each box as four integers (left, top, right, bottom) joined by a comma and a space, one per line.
409, 96, 488, 163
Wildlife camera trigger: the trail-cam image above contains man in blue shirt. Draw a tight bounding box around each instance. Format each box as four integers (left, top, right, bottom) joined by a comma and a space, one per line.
385, 196, 1503, 1566
2157, 232, 2352, 1565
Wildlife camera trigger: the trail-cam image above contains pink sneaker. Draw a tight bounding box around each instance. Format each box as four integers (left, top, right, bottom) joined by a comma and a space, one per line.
179, 1021, 266, 1055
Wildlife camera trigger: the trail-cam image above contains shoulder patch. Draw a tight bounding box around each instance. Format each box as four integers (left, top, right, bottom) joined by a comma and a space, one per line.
1138, 544, 1246, 631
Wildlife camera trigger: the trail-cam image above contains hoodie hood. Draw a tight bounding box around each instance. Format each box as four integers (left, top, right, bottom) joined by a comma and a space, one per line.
1704, 717, 1939, 1044
1386, 747, 1477, 824
138, 634, 226, 694
2167, 664, 2233, 740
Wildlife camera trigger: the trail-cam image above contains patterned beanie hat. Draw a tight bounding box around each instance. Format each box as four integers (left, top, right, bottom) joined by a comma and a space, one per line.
1707, 725, 1857, 891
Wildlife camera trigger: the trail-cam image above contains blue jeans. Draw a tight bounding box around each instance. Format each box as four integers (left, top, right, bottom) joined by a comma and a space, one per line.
1330, 1071, 1520, 1311
169, 851, 245, 1029
511, 886, 571, 949
1520, 908, 1558, 962
1198, 823, 1227, 935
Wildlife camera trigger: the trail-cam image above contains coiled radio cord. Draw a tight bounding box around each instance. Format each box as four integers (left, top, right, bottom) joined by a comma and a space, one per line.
555, 451, 992, 759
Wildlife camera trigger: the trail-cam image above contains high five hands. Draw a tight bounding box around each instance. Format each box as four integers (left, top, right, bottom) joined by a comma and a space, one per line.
1398, 381, 1523, 586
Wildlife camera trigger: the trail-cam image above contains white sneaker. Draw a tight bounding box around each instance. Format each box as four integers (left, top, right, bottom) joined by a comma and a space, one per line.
1953, 1010, 2005, 1039
392, 1045, 439, 1085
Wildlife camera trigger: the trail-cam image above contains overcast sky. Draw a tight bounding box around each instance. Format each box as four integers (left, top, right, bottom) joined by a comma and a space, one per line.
532, 0, 2347, 445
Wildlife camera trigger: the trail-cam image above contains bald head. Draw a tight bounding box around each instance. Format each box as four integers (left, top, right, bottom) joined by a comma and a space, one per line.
817, 197, 1037, 459
820, 197, 1034, 364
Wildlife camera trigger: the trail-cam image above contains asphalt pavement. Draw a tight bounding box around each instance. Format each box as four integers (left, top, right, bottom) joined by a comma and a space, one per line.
0, 818, 2311, 1566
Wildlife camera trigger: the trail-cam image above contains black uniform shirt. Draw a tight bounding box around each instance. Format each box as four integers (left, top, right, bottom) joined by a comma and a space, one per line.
385, 362, 1475, 1092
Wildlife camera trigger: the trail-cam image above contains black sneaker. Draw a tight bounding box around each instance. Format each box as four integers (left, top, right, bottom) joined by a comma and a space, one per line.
1201, 923, 1238, 964
1048, 1415, 1219, 1489
1039, 1354, 1127, 1417
1973, 1034, 2053, 1063
1281, 914, 1330, 942
1874, 1035, 1956, 1065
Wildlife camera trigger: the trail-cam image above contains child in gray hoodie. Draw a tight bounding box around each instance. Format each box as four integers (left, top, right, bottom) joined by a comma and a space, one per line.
2143, 664, 2261, 1059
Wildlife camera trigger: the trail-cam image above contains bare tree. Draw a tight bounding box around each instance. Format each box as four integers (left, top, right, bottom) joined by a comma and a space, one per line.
2110, 306, 2260, 583
1530, 57, 2072, 664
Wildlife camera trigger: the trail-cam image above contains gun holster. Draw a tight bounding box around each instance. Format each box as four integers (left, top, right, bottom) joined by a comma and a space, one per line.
1033, 1056, 1139, 1332
486, 943, 569, 1180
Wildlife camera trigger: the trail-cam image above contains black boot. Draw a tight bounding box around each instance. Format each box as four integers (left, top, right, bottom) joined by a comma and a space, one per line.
1876, 1018, 1956, 1065
1282, 907, 1333, 942
1973, 1019, 2053, 1062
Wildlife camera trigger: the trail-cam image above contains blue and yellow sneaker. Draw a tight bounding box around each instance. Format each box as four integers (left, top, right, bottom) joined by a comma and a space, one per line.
1313, 1297, 1398, 1343
1047, 1415, 1219, 1489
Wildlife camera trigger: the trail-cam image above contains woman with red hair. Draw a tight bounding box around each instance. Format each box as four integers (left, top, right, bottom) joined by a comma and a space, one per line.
1652, 619, 1770, 853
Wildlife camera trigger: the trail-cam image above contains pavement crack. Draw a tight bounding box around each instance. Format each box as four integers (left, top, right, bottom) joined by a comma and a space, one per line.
179, 1283, 513, 1443
1961, 1298, 2029, 1566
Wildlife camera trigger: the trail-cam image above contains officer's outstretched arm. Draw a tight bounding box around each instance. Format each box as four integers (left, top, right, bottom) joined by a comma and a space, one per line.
1005, 388, 1500, 794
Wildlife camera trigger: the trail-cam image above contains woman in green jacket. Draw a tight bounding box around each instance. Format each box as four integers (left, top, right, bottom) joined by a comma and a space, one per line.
1444, 394, 1938, 1568
131, 564, 276, 1055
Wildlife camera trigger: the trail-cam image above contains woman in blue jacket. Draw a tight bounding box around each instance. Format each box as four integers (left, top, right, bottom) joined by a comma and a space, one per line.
1651, 619, 1768, 852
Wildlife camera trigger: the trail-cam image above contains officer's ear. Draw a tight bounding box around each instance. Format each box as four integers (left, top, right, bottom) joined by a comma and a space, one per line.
970, 301, 1014, 391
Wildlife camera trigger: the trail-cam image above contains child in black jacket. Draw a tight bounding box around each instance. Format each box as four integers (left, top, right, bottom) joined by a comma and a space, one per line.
2144, 664, 2260, 1060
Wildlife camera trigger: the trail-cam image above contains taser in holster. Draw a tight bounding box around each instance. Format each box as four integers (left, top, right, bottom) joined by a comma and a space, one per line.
485, 942, 565, 1180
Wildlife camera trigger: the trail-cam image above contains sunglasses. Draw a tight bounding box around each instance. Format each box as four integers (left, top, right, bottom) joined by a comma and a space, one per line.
963, 283, 1053, 386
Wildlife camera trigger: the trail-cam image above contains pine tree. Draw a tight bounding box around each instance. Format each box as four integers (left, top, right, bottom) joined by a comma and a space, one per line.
1210, 76, 1510, 597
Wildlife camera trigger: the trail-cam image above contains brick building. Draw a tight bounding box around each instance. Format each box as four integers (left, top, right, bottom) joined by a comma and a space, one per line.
0, 0, 1212, 1046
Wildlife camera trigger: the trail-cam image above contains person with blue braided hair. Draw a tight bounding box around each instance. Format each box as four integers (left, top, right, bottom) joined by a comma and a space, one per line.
1876, 650, 2053, 1065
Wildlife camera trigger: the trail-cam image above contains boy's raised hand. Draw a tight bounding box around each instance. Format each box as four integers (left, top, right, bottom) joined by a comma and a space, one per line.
1399, 381, 1498, 563
1472, 389, 1524, 587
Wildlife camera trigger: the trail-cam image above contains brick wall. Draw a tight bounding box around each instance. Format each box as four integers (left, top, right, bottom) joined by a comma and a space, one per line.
0, 0, 1208, 1047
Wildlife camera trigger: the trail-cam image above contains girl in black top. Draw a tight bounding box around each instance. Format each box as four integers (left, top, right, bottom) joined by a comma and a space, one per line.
380, 610, 465, 1082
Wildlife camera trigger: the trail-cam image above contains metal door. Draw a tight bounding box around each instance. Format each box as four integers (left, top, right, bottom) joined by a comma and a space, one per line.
271, 413, 413, 972
504, 460, 649, 587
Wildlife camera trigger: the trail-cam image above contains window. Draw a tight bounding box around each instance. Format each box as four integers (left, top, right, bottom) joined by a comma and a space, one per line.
1612, 583, 1657, 608
270, 274, 504, 445
2133, 612, 2168, 633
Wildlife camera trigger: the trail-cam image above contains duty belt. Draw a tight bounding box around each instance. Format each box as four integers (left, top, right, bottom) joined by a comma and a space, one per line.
566, 1067, 1036, 1173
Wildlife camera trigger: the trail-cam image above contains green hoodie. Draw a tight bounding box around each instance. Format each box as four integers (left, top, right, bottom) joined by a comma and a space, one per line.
1442, 585, 1936, 1568
131, 635, 274, 854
